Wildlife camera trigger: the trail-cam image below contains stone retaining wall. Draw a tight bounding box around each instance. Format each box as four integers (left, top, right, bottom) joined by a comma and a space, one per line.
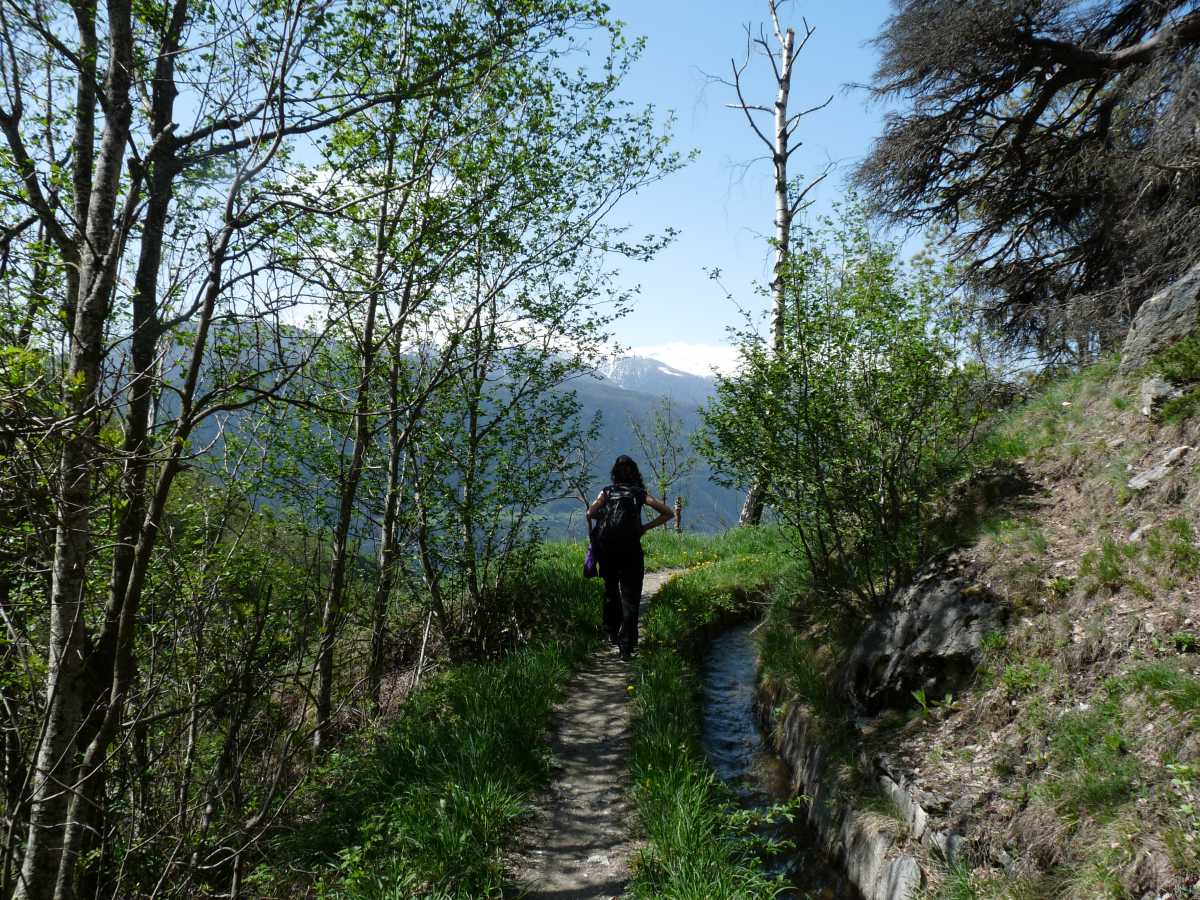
756, 679, 969, 900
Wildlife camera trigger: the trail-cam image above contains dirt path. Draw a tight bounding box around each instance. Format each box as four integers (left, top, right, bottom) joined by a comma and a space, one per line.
510, 568, 681, 900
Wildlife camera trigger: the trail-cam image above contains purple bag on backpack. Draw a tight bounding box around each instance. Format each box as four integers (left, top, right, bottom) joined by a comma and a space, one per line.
583, 543, 598, 578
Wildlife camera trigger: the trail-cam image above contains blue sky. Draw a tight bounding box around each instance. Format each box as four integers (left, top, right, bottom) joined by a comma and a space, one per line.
598, 0, 901, 374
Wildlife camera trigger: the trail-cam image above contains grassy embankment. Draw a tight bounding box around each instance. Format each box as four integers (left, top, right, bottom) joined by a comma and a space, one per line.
625, 525, 801, 899
252, 542, 600, 898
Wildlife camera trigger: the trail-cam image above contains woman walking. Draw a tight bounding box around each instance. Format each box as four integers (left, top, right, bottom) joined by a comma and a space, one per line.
587, 455, 675, 660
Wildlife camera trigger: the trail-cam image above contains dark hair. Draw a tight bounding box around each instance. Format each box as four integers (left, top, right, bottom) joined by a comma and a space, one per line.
610, 454, 645, 488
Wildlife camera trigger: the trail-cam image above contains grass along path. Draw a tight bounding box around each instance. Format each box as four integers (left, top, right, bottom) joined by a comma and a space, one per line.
511, 569, 683, 899
256, 544, 603, 898
627, 528, 799, 899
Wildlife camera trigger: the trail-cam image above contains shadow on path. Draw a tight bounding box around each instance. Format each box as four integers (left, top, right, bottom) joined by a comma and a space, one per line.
508, 569, 681, 900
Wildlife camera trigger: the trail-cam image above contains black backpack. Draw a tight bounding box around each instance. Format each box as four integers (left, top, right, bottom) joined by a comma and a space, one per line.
591, 484, 644, 559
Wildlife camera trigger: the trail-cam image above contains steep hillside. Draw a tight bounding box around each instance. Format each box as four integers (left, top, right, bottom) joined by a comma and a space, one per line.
762, 359, 1200, 898
906, 361, 1200, 896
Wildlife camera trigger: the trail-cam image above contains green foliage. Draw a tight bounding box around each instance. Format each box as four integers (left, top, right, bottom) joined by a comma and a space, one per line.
1123, 663, 1200, 714
922, 859, 983, 900
1143, 518, 1200, 578
760, 619, 842, 722
756, 595, 858, 770
0, 0, 687, 895
1073, 520, 1200, 599
982, 517, 1048, 554
1164, 762, 1200, 876
1037, 664, 1200, 832
1172, 631, 1200, 654
1079, 537, 1134, 594
911, 687, 930, 714
919, 859, 1051, 900
1152, 330, 1200, 423
1157, 331, 1200, 384
301, 649, 567, 898
699, 201, 985, 609
627, 654, 785, 899
978, 355, 1120, 464
977, 429, 1030, 462
1001, 660, 1052, 696
404, 329, 596, 657
641, 524, 793, 575
629, 395, 697, 503
1043, 694, 1137, 823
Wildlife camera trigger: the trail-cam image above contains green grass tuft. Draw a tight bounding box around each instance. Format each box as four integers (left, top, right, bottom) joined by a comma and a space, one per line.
1042, 695, 1137, 823
1124, 662, 1200, 713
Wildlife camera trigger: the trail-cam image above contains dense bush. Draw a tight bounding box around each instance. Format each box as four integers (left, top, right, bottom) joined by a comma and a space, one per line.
699, 204, 986, 609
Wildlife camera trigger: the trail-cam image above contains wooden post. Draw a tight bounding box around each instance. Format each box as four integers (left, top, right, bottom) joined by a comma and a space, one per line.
411, 609, 433, 693
674, 496, 683, 533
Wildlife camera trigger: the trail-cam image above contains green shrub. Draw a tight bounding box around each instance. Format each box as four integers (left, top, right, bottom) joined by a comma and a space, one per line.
698, 202, 986, 610
1153, 331, 1200, 422
1156, 331, 1200, 384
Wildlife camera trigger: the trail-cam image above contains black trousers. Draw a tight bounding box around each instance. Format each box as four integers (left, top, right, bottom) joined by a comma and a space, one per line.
602, 544, 644, 652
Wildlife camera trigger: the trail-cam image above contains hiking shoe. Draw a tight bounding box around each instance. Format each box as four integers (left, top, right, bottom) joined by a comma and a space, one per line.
619, 646, 637, 661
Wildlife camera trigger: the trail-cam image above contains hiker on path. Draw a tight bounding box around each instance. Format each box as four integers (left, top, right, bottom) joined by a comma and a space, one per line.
587, 455, 675, 660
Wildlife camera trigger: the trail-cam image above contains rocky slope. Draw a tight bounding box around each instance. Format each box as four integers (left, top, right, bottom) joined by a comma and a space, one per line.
758, 344, 1200, 896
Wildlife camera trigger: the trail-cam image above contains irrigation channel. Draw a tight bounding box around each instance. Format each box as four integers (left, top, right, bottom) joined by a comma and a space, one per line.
701, 623, 858, 899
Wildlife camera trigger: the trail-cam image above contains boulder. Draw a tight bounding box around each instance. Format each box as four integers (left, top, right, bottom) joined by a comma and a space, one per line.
1139, 376, 1184, 417
1120, 263, 1200, 373
1127, 446, 1194, 491
840, 554, 1006, 713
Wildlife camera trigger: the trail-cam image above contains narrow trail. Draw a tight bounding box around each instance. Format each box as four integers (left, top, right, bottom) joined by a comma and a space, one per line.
510, 568, 681, 900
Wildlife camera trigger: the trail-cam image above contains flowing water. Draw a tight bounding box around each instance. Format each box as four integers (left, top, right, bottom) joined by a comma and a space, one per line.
701, 623, 858, 899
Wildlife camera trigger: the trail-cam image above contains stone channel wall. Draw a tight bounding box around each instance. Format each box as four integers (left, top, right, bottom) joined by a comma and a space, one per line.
756, 679, 968, 900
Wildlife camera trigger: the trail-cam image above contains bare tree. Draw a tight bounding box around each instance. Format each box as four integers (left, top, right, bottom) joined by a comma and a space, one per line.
720, 0, 831, 524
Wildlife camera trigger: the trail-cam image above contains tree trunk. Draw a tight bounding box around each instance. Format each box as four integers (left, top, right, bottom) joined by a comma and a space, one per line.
369, 356, 406, 712
17, 1, 136, 895
314, 138, 393, 751
740, 18, 795, 527
66, 10, 188, 888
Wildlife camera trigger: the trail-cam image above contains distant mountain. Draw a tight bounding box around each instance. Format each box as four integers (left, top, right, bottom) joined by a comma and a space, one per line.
593, 356, 717, 406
